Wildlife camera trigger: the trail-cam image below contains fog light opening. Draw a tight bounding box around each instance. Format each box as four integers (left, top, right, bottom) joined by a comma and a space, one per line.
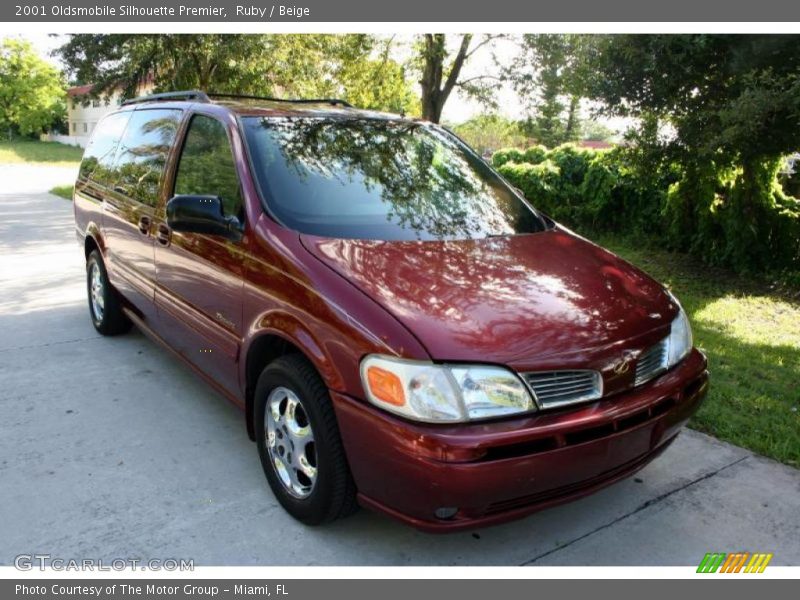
434, 506, 459, 520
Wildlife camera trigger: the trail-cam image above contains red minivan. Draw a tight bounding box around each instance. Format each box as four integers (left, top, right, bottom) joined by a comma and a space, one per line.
73, 91, 708, 532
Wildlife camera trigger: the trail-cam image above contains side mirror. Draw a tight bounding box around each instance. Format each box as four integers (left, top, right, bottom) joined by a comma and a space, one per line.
166, 195, 242, 240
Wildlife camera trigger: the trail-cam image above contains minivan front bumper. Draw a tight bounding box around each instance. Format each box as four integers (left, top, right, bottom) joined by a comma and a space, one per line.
332, 348, 708, 532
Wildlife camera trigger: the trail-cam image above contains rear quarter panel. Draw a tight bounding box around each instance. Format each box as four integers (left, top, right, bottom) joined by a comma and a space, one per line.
73, 173, 105, 255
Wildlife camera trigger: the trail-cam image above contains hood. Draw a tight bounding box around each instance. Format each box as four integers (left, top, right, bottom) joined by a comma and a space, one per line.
300, 230, 678, 369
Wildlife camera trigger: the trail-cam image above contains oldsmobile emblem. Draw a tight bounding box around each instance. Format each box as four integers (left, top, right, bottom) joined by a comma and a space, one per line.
612, 350, 637, 375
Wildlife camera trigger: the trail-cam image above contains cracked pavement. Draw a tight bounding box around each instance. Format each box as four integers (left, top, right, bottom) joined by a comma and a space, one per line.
1, 164, 799, 566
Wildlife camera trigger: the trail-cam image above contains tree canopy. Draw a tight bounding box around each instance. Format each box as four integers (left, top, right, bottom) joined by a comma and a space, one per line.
57, 33, 512, 124
450, 114, 525, 156
0, 38, 65, 137
505, 35, 589, 147
581, 35, 800, 166
57, 34, 418, 115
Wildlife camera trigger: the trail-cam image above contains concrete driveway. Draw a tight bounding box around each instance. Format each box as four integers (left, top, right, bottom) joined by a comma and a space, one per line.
1, 164, 799, 566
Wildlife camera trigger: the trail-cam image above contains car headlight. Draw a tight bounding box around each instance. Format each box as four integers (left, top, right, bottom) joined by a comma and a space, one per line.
360, 355, 536, 423
667, 305, 693, 367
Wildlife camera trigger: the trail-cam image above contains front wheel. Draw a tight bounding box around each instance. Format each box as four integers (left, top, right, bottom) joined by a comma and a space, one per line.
86, 250, 131, 336
254, 354, 358, 525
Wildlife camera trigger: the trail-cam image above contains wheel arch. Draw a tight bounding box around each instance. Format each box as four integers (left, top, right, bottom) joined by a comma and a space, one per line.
83, 223, 106, 259
242, 316, 344, 441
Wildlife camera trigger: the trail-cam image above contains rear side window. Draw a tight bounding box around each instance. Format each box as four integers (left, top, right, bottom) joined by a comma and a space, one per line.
78, 111, 131, 186
173, 115, 243, 220
112, 108, 182, 206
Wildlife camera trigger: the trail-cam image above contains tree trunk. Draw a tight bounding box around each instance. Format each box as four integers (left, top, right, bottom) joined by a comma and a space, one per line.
564, 95, 580, 141
419, 34, 472, 123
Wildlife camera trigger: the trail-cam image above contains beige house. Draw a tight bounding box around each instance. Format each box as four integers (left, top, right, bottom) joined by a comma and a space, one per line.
66, 83, 121, 142
45, 78, 154, 147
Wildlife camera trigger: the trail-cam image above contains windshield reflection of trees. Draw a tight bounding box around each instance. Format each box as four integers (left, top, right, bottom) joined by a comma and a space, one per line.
253, 118, 539, 240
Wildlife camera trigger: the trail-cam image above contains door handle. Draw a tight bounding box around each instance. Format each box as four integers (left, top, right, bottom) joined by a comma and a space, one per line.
138, 215, 151, 235
156, 223, 171, 246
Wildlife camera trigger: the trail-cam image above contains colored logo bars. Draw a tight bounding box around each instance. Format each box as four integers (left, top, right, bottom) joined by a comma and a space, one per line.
697, 552, 773, 573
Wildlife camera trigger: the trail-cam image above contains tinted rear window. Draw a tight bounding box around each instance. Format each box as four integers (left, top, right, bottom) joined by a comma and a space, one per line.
112, 108, 182, 206
243, 117, 545, 241
78, 111, 132, 186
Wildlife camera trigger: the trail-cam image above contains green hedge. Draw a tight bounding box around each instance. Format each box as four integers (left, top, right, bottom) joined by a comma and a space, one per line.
494, 144, 800, 275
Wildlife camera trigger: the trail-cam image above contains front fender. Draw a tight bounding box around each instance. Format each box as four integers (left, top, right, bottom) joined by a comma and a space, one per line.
241, 310, 345, 392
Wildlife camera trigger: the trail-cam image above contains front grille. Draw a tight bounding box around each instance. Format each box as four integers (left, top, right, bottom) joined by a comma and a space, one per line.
523, 370, 602, 409
635, 338, 668, 385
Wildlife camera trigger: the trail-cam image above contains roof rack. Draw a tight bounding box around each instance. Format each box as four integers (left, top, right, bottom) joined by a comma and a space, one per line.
207, 93, 353, 108
120, 90, 354, 109
121, 90, 210, 106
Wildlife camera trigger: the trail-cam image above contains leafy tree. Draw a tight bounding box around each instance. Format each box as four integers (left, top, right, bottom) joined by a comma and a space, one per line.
506, 35, 590, 147
0, 38, 65, 137
450, 114, 525, 156
414, 34, 502, 123
334, 38, 419, 115
57, 34, 417, 114
582, 35, 800, 162
581, 34, 800, 271
581, 120, 615, 142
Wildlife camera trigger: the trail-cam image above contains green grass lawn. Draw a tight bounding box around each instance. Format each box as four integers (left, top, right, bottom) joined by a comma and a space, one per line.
49, 185, 74, 200
599, 235, 800, 467
0, 139, 83, 166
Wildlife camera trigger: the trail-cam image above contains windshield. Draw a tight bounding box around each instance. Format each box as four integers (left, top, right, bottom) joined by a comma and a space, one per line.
242, 117, 546, 241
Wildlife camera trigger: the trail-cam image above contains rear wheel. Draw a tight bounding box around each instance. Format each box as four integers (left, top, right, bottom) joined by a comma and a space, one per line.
86, 249, 131, 336
254, 354, 358, 525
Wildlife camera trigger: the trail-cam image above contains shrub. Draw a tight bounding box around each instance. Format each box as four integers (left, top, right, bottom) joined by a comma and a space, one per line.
492, 145, 800, 276
523, 145, 548, 165
717, 160, 800, 272
579, 151, 621, 229
547, 144, 593, 187
663, 159, 800, 273
491, 148, 526, 168
498, 160, 562, 217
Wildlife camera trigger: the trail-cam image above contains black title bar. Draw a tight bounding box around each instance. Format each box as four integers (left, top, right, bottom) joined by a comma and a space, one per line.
4, 0, 800, 22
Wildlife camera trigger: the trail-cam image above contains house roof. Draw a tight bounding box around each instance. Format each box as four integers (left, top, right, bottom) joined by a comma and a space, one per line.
579, 140, 614, 150
67, 74, 154, 98
66, 84, 95, 97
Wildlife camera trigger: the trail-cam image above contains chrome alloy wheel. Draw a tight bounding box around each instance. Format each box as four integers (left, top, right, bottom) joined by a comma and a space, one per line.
265, 386, 318, 498
89, 261, 105, 321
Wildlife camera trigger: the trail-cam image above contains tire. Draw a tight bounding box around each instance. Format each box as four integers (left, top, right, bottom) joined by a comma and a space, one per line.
254, 354, 358, 525
86, 249, 132, 336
